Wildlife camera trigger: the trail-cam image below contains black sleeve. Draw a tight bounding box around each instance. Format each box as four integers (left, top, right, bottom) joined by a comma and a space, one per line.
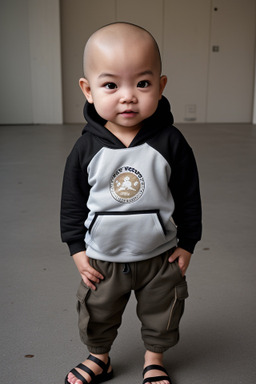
60, 146, 90, 256
170, 140, 202, 253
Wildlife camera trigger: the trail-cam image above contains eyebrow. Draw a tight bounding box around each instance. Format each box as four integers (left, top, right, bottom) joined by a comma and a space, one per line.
98, 70, 154, 79
98, 73, 116, 79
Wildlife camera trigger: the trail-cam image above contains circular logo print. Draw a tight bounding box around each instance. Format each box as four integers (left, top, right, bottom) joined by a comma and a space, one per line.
110, 166, 145, 203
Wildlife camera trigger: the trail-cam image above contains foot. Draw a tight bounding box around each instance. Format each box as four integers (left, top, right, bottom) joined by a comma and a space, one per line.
143, 351, 170, 384
66, 353, 112, 384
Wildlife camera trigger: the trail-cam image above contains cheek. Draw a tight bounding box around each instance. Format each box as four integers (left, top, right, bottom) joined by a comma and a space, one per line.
93, 96, 115, 120
142, 94, 159, 115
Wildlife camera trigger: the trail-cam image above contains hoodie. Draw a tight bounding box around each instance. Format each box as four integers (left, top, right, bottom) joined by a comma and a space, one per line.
61, 96, 202, 262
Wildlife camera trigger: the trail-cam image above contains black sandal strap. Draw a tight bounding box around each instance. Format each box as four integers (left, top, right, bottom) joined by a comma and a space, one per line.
76, 363, 96, 380
88, 354, 110, 373
143, 376, 171, 384
66, 355, 112, 384
143, 364, 168, 376
70, 367, 89, 384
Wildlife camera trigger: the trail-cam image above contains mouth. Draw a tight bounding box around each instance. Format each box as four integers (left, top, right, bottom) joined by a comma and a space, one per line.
120, 110, 138, 117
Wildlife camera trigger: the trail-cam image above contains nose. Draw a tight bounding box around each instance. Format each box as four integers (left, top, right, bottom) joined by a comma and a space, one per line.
120, 88, 137, 104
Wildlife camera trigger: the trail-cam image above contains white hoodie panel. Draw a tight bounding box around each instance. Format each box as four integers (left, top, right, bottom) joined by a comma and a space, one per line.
84, 143, 177, 262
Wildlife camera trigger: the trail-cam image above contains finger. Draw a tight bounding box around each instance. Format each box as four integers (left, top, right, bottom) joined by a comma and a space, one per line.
83, 271, 102, 285
87, 266, 104, 280
178, 258, 188, 276
168, 250, 179, 263
168, 255, 175, 263
82, 276, 97, 291
178, 264, 185, 276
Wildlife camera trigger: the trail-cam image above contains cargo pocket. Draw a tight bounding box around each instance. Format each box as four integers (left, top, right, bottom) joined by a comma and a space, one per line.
76, 280, 91, 340
167, 280, 189, 330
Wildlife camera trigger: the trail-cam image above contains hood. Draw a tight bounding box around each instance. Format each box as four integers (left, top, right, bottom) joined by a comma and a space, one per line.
82, 96, 174, 147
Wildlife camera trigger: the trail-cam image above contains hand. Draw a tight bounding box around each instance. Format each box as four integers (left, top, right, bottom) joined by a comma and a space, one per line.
168, 247, 192, 276
72, 251, 104, 290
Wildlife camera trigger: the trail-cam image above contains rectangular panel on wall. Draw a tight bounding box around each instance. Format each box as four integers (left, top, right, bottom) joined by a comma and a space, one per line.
207, 0, 255, 123
0, 0, 33, 124
116, 0, 164, 54
29, 0, 63, 124
61, 0, 116, 123
163, 0, 211, 123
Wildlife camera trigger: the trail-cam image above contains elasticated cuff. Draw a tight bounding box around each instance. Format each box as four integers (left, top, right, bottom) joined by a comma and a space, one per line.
87, 345, 112, 354
177, 238, 197, 254
68, 241, 86, 256
144, 338, 179, 354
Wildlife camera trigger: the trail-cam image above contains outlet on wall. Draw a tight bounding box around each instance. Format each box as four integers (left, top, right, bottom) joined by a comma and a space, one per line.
184, 104, 197, 121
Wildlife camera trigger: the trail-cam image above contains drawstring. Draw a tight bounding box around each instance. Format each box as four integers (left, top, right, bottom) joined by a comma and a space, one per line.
122, 263, 131, 274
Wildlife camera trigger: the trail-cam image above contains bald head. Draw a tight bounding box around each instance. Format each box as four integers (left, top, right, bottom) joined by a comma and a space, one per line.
83, 22, 162, 78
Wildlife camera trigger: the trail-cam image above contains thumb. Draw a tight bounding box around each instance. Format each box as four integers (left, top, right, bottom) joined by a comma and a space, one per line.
168, 249, 179, 263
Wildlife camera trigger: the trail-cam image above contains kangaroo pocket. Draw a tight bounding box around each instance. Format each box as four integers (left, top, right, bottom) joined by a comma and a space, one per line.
86, 210, 174, 257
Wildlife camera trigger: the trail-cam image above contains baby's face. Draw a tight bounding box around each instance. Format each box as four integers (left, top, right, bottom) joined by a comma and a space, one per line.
80, 32, 167, 133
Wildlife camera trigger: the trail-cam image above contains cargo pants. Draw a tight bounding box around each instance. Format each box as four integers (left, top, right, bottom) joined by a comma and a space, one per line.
76, 251, 188, 354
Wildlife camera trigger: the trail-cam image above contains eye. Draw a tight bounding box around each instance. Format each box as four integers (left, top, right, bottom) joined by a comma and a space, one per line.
104, 82, 117, 89
137, 80, 150, 88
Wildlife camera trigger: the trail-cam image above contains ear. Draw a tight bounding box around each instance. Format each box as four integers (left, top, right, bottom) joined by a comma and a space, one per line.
79, 78, 94, 103
159, 75, 167, 99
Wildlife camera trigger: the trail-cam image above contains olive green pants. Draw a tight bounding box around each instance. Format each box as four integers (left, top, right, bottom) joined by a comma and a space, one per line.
76, 252, 188, 354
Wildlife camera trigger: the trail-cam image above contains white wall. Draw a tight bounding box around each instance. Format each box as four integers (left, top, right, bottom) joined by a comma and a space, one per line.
253, 48, 256, 124
163, 0, 211, 122
0, 0, 33, 124
207, 0, 255, 123
0, 0, 62, 124
28, 0, 63, 124
1, 0, 255, 125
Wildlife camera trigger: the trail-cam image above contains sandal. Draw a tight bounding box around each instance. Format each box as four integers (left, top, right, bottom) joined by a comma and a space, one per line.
142, 364, 172, 384
65, 354, 113, 384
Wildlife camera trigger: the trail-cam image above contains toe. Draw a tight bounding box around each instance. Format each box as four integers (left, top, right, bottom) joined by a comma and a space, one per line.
67, 372, 82, 384
144, 378, 170, 384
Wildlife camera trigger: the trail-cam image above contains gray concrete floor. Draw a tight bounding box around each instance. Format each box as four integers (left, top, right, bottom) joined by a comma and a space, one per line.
0, 123, 256, 384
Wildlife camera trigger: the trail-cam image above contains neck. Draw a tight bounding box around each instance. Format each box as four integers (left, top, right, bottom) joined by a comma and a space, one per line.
105, 122, 141, 147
